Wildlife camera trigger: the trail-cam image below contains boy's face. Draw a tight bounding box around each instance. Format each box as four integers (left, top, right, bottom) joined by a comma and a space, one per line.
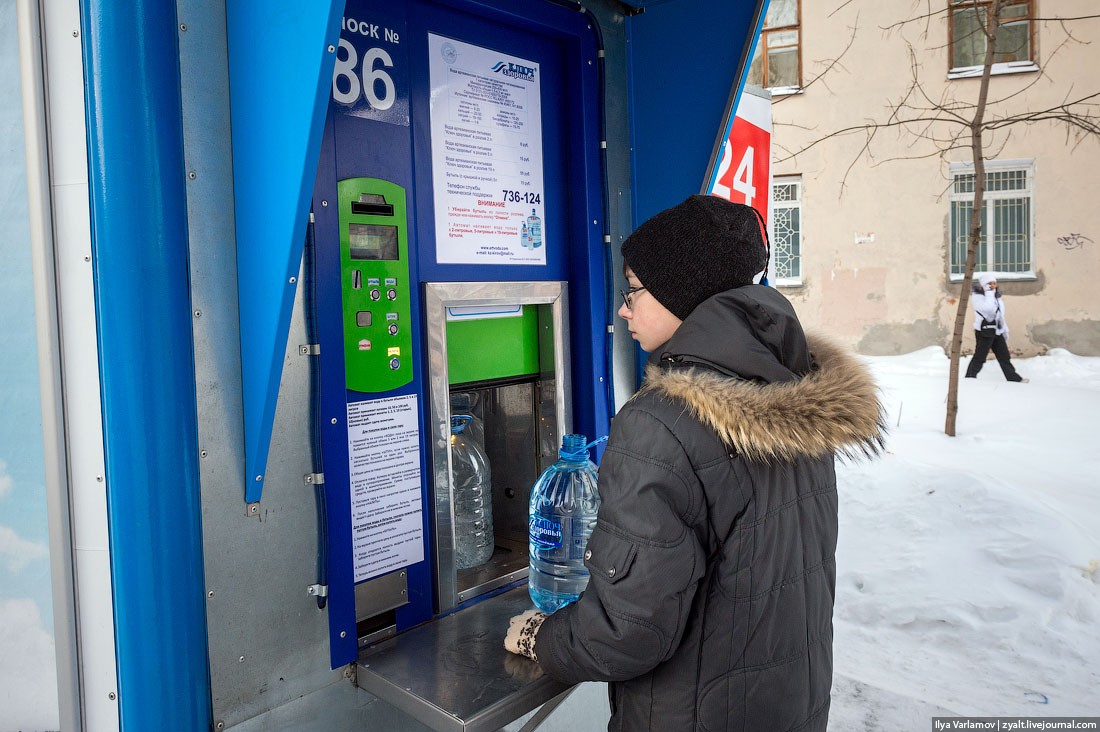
618, 267, 683, 353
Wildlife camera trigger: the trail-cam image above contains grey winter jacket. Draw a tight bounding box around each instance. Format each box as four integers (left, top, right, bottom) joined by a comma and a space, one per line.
535, 285, 885, 732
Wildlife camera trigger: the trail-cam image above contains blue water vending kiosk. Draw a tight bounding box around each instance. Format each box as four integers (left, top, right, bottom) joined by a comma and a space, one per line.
309, 2, 610, 724
222, 0, 766, 728
20, 0, 766, 728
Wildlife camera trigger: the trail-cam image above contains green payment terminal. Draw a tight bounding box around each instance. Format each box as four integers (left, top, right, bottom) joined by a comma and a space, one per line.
337, 178, 413, 393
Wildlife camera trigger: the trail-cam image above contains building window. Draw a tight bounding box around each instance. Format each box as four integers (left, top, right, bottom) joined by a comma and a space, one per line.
772, 176, 802, 284
747, 0, 801, 91
949, 160, 1033, 280
949, 0, 1036, 76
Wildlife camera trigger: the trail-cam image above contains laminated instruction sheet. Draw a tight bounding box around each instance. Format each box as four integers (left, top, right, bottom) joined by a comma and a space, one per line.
347, 394, 424, 582
428, 33, 546, 265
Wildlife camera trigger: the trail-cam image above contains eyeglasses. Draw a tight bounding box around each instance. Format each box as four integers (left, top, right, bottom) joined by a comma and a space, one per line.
620, 285, 647, 310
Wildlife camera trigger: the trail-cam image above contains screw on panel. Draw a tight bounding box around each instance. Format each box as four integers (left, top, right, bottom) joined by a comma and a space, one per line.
96, 475, 103, 482
247, 502, 260, 516
188, 170, 197, 180
215, 723, 226, 731
200, 450, 208, 458
194, 310, 202, 318
239, 656, 245, 663
179, 23, 188, 32
108, 691, 116, 700
72, 30, 79, 37
207, 590, 215, 598
321, 200, 329, 207
84, 255, 90, 262
331, 417, 338, 424
340, 631, 347, 638
327, 44, 335, 53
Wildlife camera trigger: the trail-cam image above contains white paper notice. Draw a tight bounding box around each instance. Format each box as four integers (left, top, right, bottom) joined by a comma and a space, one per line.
347, 395, 424, 582
429, 34, 546, 265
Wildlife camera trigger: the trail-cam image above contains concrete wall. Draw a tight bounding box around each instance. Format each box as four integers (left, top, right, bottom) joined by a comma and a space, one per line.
769, 0, 1100, 356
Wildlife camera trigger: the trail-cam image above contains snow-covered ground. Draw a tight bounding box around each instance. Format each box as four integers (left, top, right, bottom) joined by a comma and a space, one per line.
830, 347, 1100, 729
4, 348, 1099, 731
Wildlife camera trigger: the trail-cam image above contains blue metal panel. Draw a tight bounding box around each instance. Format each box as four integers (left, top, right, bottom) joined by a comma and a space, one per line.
405, 0, 609, 441
227, 2, 345, 503
80, 2, 211, 729
626, 0, 766, 225
312, 0, 609, 667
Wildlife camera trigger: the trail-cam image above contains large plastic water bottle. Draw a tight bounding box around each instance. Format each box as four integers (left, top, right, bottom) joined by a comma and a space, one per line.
451, 415, 494, 569
528, 434, 603, 613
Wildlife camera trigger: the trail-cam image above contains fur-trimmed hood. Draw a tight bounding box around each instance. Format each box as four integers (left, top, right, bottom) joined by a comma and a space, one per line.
637, 286, 886, 463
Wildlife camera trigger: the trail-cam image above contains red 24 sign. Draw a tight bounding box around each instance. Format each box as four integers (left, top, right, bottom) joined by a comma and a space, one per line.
712, 115, 770, 218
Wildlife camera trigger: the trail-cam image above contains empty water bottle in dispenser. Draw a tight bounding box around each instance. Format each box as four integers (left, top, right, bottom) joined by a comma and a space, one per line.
451, 415, 494, 569
528, 434, 603, 613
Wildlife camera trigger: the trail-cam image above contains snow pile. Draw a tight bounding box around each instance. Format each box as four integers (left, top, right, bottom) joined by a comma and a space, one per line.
831, 347, 1100, 726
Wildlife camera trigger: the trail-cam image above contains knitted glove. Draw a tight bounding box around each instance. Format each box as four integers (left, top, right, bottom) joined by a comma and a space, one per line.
503, 609, 547, 662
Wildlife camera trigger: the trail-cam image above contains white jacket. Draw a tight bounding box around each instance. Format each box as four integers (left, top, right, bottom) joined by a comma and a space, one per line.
973, 290, 1008, 338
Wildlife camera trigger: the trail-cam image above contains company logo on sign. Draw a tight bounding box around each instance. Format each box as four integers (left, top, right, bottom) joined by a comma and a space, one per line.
491, 61, 535, 82
530, 515, 562, 549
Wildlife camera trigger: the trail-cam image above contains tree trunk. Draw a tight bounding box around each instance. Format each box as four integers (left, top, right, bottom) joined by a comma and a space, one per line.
945, 0, 1002, 436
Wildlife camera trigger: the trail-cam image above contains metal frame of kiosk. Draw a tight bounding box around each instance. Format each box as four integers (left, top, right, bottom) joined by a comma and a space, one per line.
424, 281, 571, 612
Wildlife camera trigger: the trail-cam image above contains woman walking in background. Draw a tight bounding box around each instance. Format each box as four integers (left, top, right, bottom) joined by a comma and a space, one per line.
966, 273, 1026, 382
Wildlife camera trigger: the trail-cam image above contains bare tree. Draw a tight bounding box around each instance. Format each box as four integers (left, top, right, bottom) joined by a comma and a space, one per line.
773, 1, 1100, 436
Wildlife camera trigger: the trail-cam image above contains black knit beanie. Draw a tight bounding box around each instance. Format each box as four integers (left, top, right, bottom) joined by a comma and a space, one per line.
621, 195, 769, 320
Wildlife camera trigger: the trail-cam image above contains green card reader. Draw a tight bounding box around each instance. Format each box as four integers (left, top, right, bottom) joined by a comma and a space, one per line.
338, 178, 413, 393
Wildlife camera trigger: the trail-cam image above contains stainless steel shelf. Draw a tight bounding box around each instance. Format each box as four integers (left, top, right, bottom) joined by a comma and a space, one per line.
356, 586, 569, 732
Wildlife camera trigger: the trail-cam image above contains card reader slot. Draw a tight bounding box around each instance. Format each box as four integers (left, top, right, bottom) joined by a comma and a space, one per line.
351, 201, 394, 216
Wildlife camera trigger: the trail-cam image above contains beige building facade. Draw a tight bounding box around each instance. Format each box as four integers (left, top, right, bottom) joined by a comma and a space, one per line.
752, 0, 1100, 356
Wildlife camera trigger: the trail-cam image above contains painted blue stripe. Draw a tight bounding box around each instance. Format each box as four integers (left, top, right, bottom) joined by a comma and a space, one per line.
81, 2, 212, 729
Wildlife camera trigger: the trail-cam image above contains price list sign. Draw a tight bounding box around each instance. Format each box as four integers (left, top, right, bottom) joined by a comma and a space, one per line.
428, 34, 546, 265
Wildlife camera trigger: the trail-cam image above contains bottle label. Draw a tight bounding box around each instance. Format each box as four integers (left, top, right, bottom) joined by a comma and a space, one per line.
529, 515, 562, 549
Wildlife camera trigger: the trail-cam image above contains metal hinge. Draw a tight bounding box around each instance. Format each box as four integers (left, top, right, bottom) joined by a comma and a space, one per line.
299, 344, 320, 356
304, 473, 325, 486
307, 584, 328, 598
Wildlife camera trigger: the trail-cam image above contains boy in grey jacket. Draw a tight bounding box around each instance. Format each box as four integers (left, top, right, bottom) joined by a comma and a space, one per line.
505, 195, 885, 731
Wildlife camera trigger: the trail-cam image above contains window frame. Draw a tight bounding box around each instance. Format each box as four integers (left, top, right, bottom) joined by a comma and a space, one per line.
947, 159, 1036, 282
947, 0, 1038, 79
771, 175, 803, 287
748, 0, 802, 94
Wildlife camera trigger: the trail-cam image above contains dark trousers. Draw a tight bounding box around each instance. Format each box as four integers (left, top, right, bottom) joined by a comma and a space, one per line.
965, 330, 1022, 381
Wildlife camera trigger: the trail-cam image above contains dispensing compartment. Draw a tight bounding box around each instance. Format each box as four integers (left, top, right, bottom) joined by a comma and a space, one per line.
424, 282, 570, 612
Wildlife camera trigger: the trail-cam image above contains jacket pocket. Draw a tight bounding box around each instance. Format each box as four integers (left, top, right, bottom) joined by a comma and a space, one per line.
584, 527, 637, 584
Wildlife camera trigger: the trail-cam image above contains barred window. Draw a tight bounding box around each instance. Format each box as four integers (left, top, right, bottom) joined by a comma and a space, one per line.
949, 0, 1035, 75
747, 0, 801, 91
949, 160, 1033, 279
772, 176, 802, 285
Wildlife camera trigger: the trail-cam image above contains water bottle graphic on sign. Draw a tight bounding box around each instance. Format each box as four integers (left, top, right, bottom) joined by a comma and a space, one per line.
528, 434, 604, 613
526, 208, 542, 248
520, 222, 529, 249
